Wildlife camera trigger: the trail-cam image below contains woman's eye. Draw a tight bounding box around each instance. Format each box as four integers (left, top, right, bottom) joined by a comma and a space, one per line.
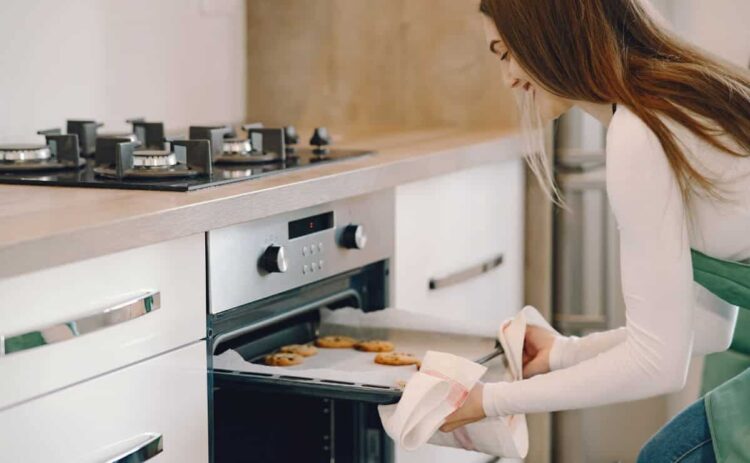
500, 51, 509, 61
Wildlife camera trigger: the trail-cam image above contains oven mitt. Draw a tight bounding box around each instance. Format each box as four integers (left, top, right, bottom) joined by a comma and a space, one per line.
378, 306, 552, 457
378, 351, 487, 450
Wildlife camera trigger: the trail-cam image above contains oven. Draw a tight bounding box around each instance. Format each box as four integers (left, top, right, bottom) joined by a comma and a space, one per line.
207, 189, 398, 463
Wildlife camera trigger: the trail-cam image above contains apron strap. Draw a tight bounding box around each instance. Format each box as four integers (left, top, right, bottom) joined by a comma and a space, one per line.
691, 249, 750, 309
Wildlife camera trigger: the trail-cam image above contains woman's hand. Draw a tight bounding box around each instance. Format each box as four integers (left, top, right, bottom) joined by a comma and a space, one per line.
440, 383, 485, 433
522, 325, 557, 378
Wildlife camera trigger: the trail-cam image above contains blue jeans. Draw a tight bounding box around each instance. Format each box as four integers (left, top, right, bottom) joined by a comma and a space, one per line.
638, 399, 716, 463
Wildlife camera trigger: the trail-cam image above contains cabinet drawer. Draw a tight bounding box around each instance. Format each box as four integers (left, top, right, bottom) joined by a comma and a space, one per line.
0, 342, 207, 463
394, 161, 524, 330
0, 233, 206, 409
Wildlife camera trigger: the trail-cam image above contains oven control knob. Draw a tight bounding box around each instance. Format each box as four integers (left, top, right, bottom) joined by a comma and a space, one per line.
260, 245, 288, 273
341, 225, 367, 250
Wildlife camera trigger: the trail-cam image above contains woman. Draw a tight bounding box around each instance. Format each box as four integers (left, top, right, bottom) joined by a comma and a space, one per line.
440, 1, 750, 461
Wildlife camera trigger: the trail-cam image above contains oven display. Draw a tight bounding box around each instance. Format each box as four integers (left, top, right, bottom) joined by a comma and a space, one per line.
288, 211, 334, 239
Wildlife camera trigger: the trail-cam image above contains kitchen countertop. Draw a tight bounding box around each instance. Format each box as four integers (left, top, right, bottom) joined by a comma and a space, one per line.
0, 128, 520, 278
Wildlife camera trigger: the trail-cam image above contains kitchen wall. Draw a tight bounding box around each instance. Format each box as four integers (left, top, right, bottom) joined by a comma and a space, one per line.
0, 0, 246, 143
663, 0, 750, 67
244, 0, 518, 134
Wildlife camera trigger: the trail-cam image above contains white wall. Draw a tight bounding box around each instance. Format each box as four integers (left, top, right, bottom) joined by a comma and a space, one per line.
655, 0, 750, 67
0, 0, 245, 143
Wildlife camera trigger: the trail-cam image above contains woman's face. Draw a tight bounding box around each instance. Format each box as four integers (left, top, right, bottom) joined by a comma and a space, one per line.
482, 16, 573, 121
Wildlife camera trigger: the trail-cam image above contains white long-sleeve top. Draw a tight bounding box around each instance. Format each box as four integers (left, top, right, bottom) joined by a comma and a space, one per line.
483, 105, 750, 417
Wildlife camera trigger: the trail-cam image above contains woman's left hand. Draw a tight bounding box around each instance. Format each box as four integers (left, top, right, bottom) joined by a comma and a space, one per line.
439, 382, 486, 433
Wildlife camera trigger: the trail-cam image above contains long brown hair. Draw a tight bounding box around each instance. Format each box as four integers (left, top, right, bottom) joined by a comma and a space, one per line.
480, 0, 750, 198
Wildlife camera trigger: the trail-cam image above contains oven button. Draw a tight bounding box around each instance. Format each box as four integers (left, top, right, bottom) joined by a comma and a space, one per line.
260, 245, 288, 273
341, 224, 367, 250
311, 261, 318, 271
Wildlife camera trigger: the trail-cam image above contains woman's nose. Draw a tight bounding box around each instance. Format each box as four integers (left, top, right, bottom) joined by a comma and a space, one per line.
507, 57, 525, 85
501, 56, 524, 90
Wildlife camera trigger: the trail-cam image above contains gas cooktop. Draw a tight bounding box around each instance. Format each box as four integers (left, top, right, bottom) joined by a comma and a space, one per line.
0, 120, 373, 191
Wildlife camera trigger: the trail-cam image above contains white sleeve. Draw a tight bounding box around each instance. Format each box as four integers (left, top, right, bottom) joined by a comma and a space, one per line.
483, 110, 695, 417
548, 328, 627, 371
548, 282, 736, 372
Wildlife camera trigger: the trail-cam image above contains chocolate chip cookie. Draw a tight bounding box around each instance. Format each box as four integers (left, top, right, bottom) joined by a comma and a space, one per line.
354, 340, 395, 353
279, 344, 318, 357
374, 352, 421, 367
314, 335, 358, 348
264, 352, 304, 366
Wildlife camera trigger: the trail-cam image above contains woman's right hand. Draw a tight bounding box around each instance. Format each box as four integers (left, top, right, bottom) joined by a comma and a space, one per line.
522, 325, 558, 378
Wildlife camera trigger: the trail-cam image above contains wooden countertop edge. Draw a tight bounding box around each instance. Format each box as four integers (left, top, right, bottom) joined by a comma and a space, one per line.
0, 128, 521, 278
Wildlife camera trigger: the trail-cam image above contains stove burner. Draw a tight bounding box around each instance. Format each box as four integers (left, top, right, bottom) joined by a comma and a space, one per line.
0, 135, 84, 173
93, 137, 212, 180
222, 138, 253, 155
132, 149, 178, 168
190, 125, 287, 165
217, 139, 282, 163
0, 144, 52, 162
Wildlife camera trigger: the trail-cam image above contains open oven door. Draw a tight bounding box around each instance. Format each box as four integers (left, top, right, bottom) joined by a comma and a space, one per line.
208, 260, 403, 405
208, 260, 397, 463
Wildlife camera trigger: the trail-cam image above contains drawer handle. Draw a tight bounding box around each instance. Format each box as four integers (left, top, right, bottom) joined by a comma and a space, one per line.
104, 433, 163, 463
428, 254, 504, 291
0, 291, 161, 356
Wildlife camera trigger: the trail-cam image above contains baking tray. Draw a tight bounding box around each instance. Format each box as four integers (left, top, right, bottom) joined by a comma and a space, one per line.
212, 308, 507, 404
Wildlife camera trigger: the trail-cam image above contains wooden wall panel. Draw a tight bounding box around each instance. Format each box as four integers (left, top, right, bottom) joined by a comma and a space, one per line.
245, 0, 518, 134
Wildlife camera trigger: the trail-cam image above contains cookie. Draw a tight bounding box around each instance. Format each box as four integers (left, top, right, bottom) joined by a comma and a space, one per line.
374, 352, 421, 367
264, 353, 304, 366
355, 340, 395, 353
315, 335, 358, 348
279, 344, 318, 357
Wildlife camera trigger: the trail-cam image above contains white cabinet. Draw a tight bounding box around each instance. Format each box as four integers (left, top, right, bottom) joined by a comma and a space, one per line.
0, 233, 206, 409
0, 341, 208, 463
393, 160, 525, 333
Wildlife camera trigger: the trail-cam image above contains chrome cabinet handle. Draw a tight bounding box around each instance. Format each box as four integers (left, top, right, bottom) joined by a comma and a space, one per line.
0, 291, 161, 356
428, 254, 504, 291
104, 433, 163, 463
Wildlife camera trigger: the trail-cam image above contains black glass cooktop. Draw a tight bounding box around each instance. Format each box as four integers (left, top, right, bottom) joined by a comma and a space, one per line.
0, 148, 373, 192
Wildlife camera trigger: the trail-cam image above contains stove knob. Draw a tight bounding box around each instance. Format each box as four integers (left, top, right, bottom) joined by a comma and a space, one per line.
260, 245, 288, 273
341, 225, 367, 250
284, 126, 299, 145
310, 127, 331, 155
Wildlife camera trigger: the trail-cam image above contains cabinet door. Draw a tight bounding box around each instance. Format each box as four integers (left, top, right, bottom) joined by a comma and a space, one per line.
393, 160, 524, 333
0, 233, 206, 409
0, 342, 208, 463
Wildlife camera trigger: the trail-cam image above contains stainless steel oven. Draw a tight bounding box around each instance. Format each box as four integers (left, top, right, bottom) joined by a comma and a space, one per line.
206, 189, 398, 463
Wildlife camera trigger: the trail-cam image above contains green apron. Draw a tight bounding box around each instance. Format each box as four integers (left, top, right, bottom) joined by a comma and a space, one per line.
691, 249, 750, 462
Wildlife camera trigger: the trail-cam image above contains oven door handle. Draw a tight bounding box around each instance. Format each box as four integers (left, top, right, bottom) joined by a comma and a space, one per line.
103, 432, 163, 463
211, 288, 362, 354
1, 291, 161, 356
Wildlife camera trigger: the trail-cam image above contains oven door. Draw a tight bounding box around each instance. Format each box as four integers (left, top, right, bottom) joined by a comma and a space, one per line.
209, 260, 403, 405
209, 261, 397, 463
